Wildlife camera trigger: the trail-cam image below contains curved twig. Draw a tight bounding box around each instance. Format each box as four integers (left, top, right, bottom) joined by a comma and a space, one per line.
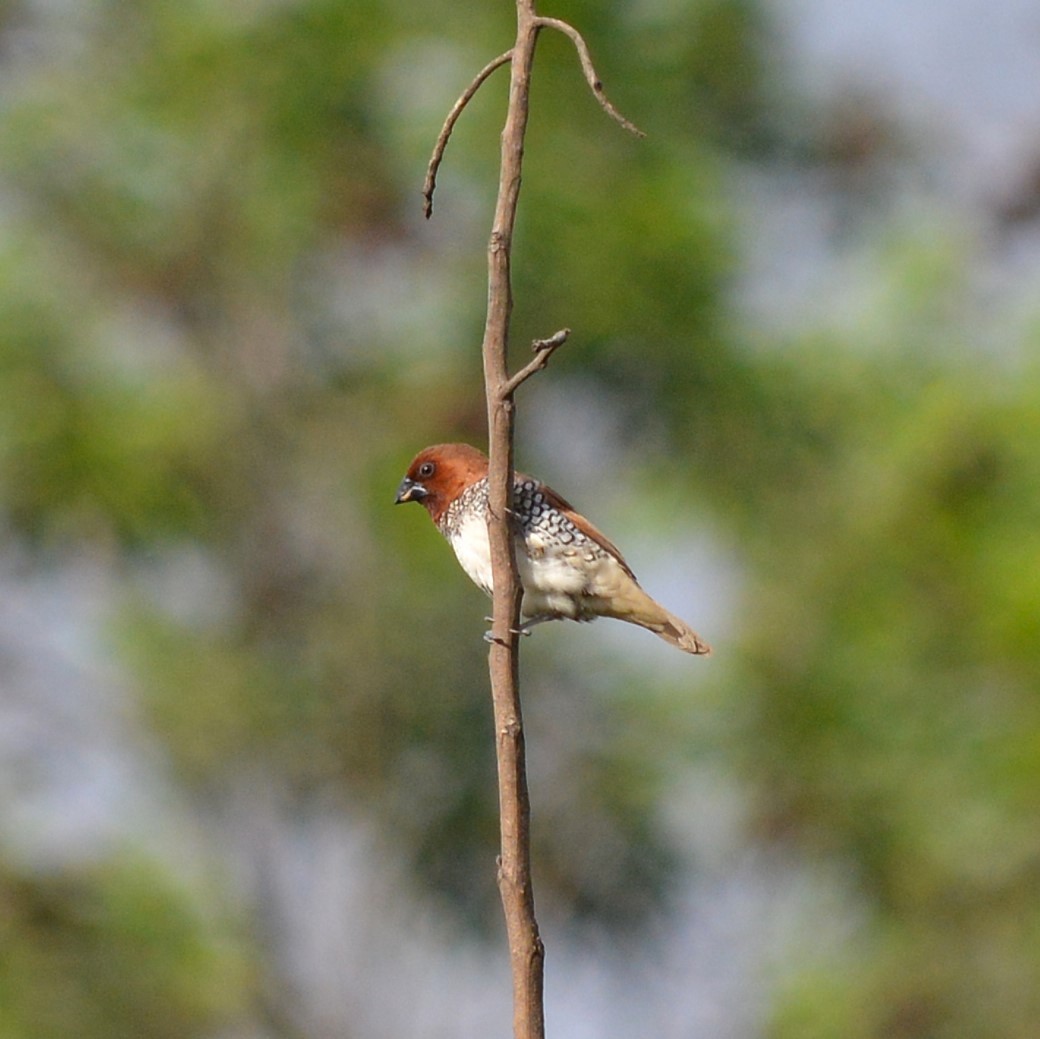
501, 328, 570, 398
423, 50, 514, 218
534, 17, 645, 137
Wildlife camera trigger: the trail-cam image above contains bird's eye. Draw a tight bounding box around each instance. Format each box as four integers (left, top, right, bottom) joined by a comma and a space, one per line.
418, 461, 435, 479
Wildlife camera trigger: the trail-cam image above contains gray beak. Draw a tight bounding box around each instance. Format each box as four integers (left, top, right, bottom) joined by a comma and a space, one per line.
394, 477, 428, 505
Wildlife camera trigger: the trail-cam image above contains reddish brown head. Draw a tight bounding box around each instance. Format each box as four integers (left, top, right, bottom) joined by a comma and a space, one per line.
394, 443, 489, 525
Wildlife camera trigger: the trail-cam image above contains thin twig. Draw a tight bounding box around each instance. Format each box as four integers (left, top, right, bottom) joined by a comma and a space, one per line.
535, 17, 645, 137
501, 328, 570, 398
423, 50, 514, 218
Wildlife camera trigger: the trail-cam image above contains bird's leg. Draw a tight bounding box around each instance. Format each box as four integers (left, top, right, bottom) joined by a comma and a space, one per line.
515, 614, 557, 635
483, 613, 556, 643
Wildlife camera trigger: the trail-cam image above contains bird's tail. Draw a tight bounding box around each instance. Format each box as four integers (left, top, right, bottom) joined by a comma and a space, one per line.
612, 586, 711, 656
638, 607, 711, 656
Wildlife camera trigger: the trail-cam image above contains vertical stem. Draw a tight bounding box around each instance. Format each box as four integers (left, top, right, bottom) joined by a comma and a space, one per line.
483, 2, 545, 1038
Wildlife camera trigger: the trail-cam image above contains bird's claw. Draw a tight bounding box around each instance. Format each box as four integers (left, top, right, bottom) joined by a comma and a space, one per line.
482, 625, 534, 646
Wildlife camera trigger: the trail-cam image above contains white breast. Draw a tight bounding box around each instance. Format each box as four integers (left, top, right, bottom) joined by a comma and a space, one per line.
448, 512, 494, 596
450, 514, 621, 623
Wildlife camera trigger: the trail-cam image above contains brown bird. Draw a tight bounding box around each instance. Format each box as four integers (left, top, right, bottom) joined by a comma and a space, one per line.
395, 443, 710, 655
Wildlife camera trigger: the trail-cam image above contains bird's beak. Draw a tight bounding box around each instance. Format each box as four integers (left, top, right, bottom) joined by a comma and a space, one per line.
394, 477, 428, 505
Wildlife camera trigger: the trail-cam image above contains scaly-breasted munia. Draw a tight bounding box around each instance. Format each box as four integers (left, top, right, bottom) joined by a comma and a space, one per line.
395, 443, 710, 655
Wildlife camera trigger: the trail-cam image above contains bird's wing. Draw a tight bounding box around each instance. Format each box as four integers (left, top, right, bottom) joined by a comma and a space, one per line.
524, 476, 639, 582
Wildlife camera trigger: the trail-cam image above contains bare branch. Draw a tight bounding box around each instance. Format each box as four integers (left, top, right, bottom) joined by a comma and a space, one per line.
423, 6, 639, 1036
535, 17, 645, 137
423, 50, 514, 218
501, 328, 570, 398
479, 6, 545, 1037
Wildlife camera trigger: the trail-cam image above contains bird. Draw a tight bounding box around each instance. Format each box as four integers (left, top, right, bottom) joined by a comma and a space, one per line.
394, 443, 710, 656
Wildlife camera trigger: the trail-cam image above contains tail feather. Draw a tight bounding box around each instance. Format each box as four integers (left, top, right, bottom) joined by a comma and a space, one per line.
589, 564, 711, 657
611, 585, 711, 656
648, 610, 711, 656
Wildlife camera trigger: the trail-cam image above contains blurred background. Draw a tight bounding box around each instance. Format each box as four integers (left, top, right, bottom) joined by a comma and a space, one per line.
2, 0, 1040, 1036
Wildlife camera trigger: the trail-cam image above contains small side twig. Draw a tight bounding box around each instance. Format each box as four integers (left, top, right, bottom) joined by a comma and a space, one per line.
535, 17, 645, 137
501, 328, 570, 398
423, 50, 514, 218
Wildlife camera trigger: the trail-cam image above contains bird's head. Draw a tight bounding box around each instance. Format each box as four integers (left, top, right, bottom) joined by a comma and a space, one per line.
394, 443, 489, 525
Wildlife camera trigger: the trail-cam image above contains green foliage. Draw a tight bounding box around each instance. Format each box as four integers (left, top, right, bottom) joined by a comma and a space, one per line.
0, 858, 246, 1039
739, 322, 1040, 1036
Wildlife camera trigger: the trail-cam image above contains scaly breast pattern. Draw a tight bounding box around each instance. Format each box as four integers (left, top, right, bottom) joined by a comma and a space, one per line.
440, 477, 623, 621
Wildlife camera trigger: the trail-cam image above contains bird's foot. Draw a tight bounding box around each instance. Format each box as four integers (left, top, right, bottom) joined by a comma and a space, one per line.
515, 614, 556, 635
483, 624, 534, 645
